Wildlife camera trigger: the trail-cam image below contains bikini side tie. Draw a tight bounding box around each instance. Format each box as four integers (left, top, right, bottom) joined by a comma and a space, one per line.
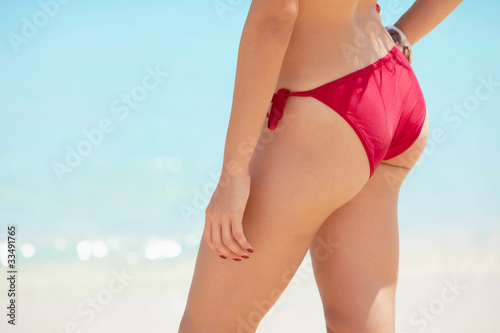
267, 88, 290, 130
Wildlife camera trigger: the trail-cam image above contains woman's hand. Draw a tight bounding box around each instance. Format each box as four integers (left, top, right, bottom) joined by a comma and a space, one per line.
201, 1, 297, 261
203, 169, 254, 261
393, 0, 463, 46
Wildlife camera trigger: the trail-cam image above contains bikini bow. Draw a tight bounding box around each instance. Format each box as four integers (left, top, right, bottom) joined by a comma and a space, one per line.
267, 88, 290, 130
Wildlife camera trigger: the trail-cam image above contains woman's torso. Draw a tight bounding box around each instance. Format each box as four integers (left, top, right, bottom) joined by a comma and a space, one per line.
277, 0, 396, 91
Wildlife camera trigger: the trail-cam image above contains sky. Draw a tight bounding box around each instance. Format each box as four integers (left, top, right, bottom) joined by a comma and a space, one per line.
0, 0, 499, 249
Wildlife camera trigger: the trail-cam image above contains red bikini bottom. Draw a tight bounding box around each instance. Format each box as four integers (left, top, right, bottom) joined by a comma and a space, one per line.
267, 45, 426, 178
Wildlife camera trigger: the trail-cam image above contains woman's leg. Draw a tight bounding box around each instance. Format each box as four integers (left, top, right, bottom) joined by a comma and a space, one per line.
179, 97, 371, 333
310, 110, 430, 333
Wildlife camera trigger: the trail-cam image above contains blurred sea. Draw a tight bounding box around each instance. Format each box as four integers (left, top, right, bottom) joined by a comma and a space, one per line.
0, 0, 499, 332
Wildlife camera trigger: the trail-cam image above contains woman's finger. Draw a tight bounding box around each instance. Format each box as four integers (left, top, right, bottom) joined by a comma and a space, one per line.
221, 220, 249, 259
231, 218, 254, 255
202, 218, 214, 251
204, 216, 227, 259
211, 220, 239, 260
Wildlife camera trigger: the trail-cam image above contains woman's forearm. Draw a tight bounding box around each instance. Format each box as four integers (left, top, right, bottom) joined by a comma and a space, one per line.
222, 12, 297, 176
394, 0, 463, 45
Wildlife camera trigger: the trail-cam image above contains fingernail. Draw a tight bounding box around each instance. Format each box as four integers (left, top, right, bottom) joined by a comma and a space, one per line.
220, 255, 227, 259
246, 248, 254, 253
233, 258, 242, 261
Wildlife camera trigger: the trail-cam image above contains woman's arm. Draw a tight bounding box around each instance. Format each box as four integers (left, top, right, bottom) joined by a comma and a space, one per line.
394, 0, 463, 45
204, 0, 298, 260
223, 0, 298, 174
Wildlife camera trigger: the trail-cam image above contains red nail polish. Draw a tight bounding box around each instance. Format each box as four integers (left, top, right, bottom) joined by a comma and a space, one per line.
220, 255, 227, 259
247, 248, 254, 253
233, 258, 242, 261
242, 255, 249, 259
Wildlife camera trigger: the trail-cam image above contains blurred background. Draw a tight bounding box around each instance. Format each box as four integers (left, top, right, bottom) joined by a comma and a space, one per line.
0, 0, 498, 332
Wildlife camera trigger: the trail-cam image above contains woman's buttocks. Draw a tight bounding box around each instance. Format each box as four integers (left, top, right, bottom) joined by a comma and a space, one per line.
277, 0, 396, 91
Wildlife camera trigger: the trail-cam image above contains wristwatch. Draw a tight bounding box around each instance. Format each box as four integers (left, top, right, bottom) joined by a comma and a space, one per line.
386, 25, 413, 64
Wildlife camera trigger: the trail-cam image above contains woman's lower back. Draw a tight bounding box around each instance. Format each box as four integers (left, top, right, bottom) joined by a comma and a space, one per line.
278, 0, 396, 91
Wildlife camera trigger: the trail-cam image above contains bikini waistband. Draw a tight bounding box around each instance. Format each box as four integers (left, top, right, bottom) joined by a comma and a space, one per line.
267, 45, 402, 130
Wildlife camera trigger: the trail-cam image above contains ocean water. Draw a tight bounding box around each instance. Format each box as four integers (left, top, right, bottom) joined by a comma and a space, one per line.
0, 1, 499, 332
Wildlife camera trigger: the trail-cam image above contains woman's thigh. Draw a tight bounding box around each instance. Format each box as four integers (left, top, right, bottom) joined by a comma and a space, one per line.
310, 163, 402, 333
309, 111, 430, 333
179, 97, 370, 333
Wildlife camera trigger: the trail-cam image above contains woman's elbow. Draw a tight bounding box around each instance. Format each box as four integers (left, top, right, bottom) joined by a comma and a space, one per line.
249, 0, 299, 27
